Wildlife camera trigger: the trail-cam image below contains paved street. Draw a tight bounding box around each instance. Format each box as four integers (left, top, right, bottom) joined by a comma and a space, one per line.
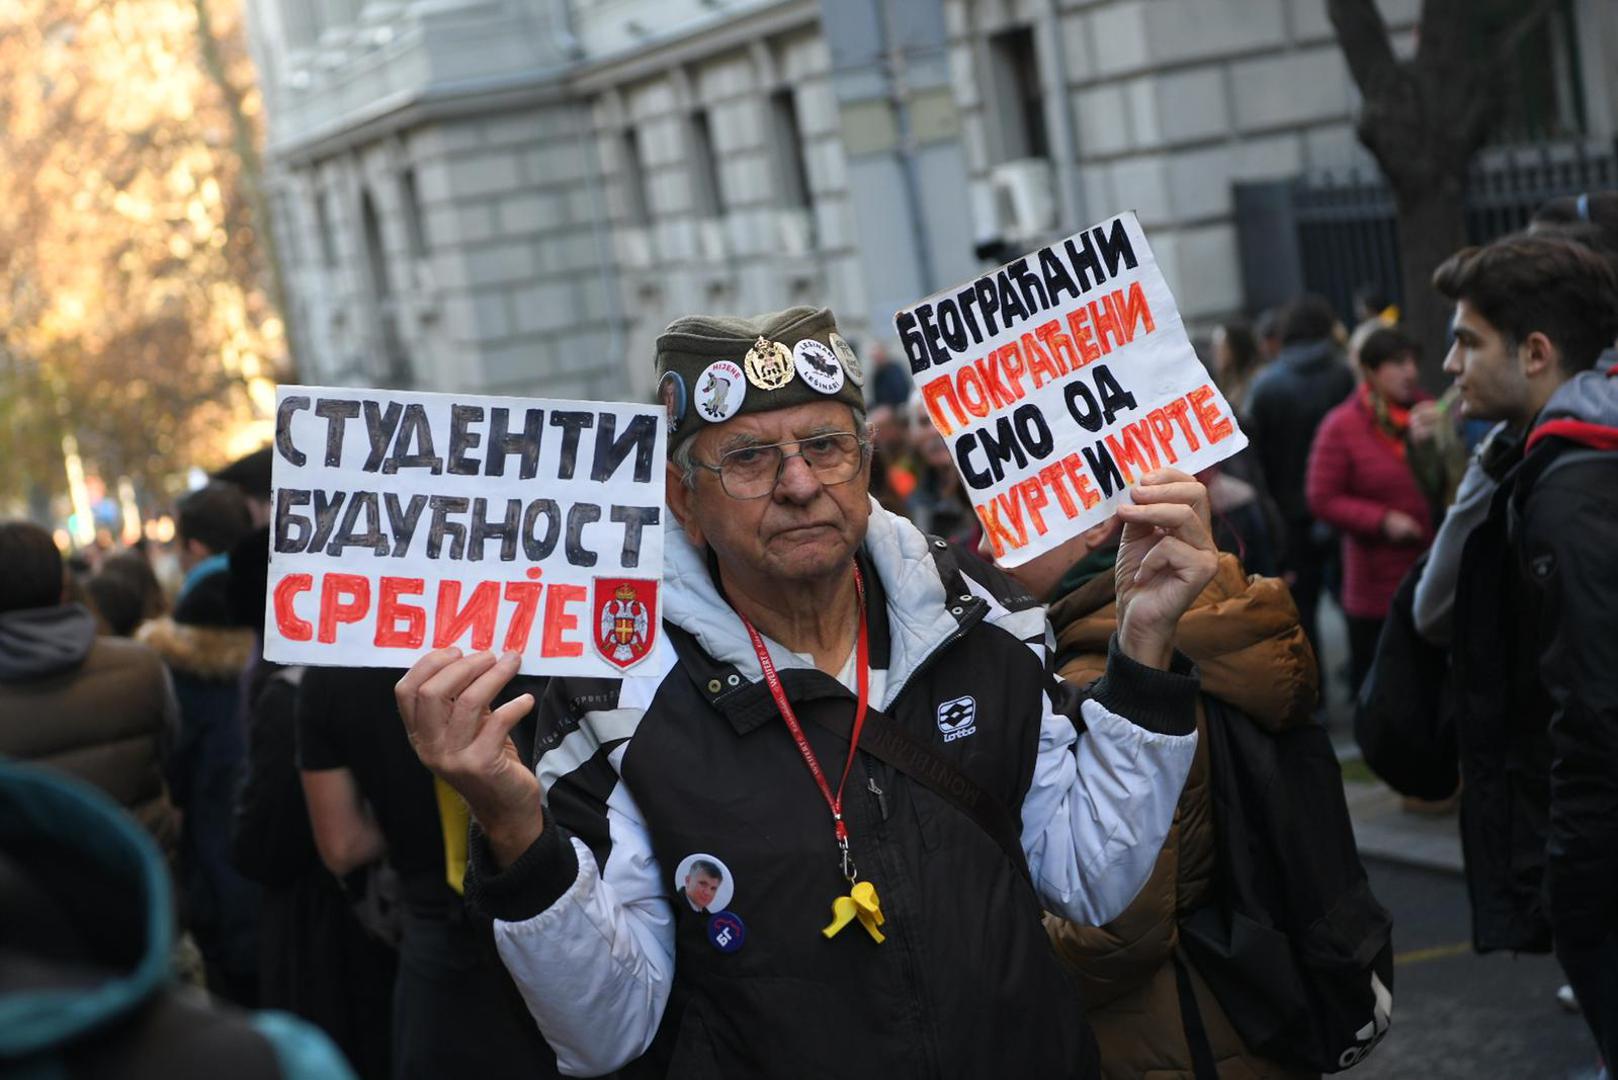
1354, 859, 1599, 1079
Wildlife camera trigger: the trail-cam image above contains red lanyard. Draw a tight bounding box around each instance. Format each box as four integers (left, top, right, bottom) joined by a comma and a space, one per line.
737, 566, 870, 884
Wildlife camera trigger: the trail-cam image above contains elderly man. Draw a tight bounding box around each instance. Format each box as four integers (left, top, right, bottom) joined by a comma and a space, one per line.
398, 307, 1217, 1077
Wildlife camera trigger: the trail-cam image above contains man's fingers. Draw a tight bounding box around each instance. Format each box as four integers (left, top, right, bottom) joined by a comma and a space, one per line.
397, 646, 463, 698
473, 693, 537, 758
415, 651, 503, 728
1134, 535, 1208, 585
450, 653, 524, 728
1128, 477, 1212, 530
1135, 467, 1199, 488
396, 647, 463, 728
1115, 501, 1213, 551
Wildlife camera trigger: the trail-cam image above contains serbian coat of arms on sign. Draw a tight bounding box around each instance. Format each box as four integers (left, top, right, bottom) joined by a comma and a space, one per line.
593, 577, 658, 670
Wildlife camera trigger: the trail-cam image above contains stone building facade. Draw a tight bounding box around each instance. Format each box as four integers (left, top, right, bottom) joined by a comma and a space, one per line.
245, 0, 1618, 398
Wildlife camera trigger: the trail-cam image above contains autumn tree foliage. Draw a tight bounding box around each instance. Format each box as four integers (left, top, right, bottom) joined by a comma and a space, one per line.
0, 0, 284, 507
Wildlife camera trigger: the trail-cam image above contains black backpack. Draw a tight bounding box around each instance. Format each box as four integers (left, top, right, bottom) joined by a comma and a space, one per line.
1178, 698, 1395, 1073
1354, 555, 1460, 801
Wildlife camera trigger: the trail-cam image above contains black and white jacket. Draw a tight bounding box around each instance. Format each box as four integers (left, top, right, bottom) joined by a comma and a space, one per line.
468, 504, 1200, 1078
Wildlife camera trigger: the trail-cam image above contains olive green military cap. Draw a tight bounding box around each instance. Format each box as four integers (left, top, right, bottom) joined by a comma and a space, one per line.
655, 306, 866, 451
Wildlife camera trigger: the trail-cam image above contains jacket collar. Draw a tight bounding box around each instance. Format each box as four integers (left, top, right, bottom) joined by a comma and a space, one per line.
660, 501, 981, 732
1525, 365, 1618, 453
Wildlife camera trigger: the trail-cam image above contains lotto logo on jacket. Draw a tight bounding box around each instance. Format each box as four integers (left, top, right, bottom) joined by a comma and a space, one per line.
936, 695, 977, 742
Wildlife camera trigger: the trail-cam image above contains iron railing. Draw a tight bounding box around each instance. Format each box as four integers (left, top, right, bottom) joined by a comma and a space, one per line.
1236, 142, 1618, 321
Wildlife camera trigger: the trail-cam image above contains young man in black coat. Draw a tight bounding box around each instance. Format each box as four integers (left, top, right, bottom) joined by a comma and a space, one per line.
1432, 234, 1618, 1069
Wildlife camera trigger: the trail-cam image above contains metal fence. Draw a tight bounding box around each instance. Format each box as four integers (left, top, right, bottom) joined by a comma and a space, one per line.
1235, 142, 1618, 321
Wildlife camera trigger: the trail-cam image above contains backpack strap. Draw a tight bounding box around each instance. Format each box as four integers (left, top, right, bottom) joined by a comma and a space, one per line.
1173, 953, 1221, 1080
803, 704, 1032, 887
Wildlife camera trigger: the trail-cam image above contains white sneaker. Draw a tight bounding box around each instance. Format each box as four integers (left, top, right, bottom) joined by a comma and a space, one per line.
1557, 983, 1581, 1013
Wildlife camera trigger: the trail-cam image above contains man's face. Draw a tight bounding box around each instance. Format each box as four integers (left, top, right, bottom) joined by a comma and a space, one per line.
670, 400, 871, 585
685, 870, 720, 909
1442, 299, 1531, 423
178, 537, 209, 573
868, 405, 907, 458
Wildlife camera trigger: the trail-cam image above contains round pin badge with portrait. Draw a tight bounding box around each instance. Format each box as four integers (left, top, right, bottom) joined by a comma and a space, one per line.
694, 361, 745, 424
828, 332, 864, 387
658, 370, 687, 435
674, 852, 735, 915
792, 338, 845, 396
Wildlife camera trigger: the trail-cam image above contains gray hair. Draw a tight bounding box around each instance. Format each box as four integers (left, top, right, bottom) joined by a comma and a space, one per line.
672, 406, 869, 489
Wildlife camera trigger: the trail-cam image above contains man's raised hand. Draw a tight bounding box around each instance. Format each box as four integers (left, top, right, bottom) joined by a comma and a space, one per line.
396, 648, 542, 867
1113, 469, 1219, 670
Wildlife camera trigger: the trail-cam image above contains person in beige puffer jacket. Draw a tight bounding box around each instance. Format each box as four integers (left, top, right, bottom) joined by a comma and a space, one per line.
1046, 547, 1320, 1080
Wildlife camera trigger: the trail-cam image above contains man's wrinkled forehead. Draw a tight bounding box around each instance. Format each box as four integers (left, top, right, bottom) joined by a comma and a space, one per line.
697, 401, 859, 454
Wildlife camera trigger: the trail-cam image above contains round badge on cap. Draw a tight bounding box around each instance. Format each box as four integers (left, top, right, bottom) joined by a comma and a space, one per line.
694, 360, 745, 423
658, 371, 687, 435
744, 336, 796, 391
707, 911, 747, 954
828, 333, 863, 387
792, 338, 845, 396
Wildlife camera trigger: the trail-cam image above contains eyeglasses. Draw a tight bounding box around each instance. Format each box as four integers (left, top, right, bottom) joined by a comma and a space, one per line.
694, 432, 870, 500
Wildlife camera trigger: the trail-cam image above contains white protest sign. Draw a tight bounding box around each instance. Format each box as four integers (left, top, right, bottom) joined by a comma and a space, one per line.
894, 211, 1247, 567
263, 385, 665, 678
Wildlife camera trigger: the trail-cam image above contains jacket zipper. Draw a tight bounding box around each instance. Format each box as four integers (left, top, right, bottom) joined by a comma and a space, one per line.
867, 775, 889, 821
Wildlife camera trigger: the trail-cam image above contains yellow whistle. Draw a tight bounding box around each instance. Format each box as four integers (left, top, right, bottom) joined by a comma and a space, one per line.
821, 895, 858, 939
821, 881, 886, 944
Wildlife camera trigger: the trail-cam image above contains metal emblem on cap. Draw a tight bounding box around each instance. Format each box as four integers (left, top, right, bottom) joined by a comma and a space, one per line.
658, 370, 687, 434
743, 336, 795, 391
793, 338, 845, 396
828, 333, 863, 387
694, 360, 745, 423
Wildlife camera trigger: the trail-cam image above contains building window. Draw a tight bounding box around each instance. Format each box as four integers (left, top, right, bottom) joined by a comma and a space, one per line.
769, 89, 813, 210
360, 189, 392, 302
315, 188, 339, 267
361, 188, 411, 385
273, 193, 303, 268
621, 128, 652, 226
689, 108, 725, 217
988, 26, 1049, 162
400, 168, 429, 258
1494, 0, 1585, 142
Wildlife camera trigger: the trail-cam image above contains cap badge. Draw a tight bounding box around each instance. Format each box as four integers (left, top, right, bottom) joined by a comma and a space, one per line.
744, 336, 796, 391
658, 370, 687, 434
829, 333, 863, 387
694, 360, 745, 423
793, 338, 845, 396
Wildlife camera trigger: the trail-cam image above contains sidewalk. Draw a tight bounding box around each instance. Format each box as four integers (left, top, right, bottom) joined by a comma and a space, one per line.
1316, 596, 1465, 877
1342, 777, 1464, 875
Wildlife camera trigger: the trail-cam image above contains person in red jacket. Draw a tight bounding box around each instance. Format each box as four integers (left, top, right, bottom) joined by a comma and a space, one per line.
1307, 327, 1437, 694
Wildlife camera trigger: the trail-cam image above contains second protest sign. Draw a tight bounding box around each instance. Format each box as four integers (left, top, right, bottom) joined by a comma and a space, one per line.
895, 210, 1248, 566
263, 385, 666, 678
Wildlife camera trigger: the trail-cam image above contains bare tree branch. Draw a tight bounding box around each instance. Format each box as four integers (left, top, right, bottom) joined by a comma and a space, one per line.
1328, 0, 1398, 97
1494, 0, 1561, 64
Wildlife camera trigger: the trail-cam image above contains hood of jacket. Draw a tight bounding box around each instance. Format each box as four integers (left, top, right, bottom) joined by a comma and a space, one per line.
135, 616, 255, 681
0, 760, 172, 1058
1049, 553, 1317, 729
0, 605, 96, 682
1274, 337, 1341, 377
1527, 365, 1618, 452
661, 499, 1013, 710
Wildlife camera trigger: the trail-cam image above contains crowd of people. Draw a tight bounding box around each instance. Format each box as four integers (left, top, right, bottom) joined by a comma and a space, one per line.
1, 188, 1615, 1080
